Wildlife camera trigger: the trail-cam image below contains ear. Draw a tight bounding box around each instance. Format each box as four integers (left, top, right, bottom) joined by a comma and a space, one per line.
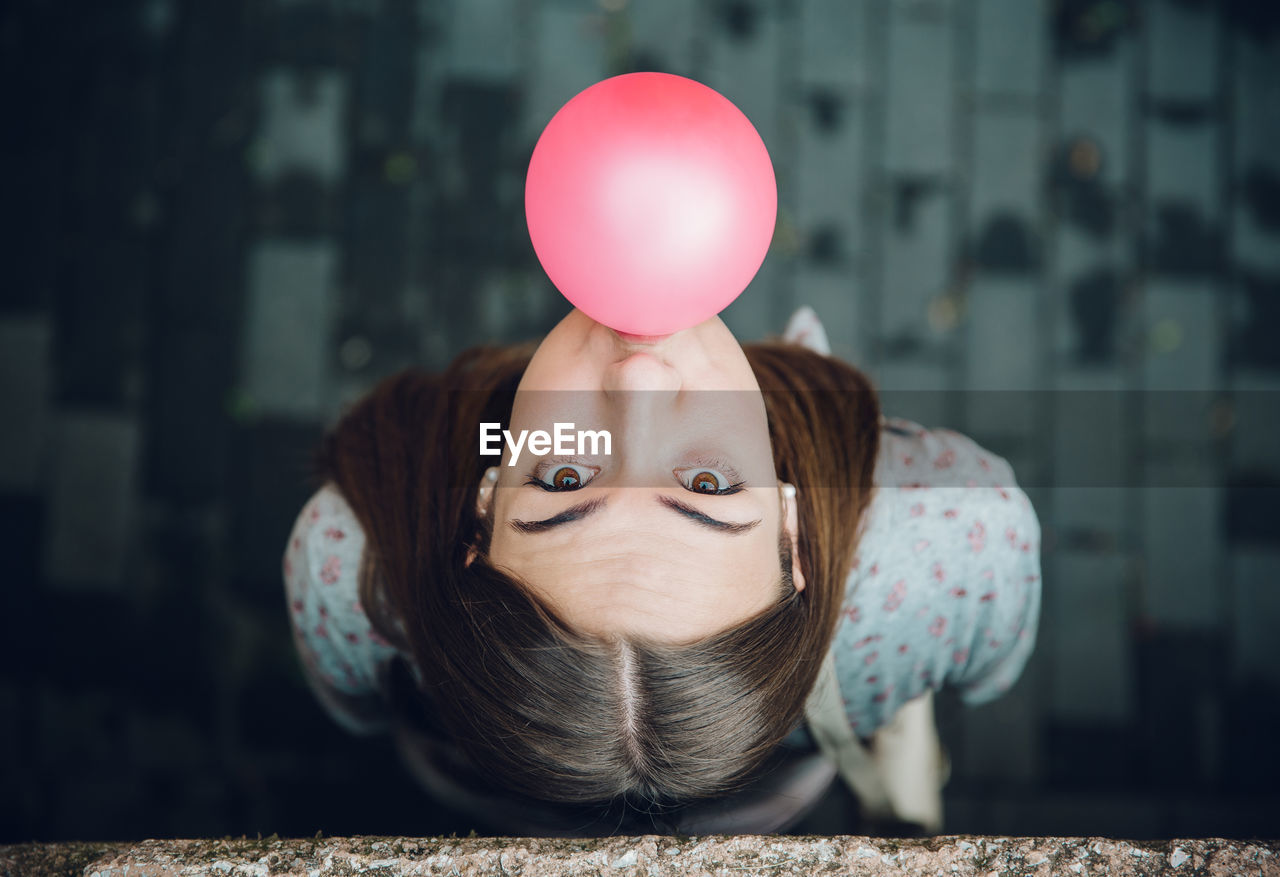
468, 467, 499, 568
475, 466, 499, 518
780, 483, 806, 593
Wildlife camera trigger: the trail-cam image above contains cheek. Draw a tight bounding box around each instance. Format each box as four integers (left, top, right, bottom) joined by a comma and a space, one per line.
516, 355, 609, 403
520, 317, 606, 393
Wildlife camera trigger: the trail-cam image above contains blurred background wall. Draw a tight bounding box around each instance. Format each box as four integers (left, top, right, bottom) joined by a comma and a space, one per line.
2, 0, 1278, 843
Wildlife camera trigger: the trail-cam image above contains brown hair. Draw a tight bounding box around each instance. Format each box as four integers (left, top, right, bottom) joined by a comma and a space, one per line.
310, 339, 880, 809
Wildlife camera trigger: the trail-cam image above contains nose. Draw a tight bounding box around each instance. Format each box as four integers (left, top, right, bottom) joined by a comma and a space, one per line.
603, 352, 681, 395
602, 353, 680, 485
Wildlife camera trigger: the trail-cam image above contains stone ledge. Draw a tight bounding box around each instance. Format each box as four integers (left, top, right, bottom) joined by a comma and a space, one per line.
1, 835, 1276, 877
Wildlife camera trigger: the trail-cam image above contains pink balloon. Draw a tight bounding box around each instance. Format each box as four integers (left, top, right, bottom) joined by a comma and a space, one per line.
525, 73, 777, 336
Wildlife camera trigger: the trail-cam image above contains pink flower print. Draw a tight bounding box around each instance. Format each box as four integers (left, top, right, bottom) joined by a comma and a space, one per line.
898, 643, 909, 655
928, 616, 947, 637
933, 448, 955, 469
291, 599, 304, 614
845, 605, 863, 623
1026, 573, 1040, 583
867, 675, 879, 685
1006, 526, 1018, 547
909, 502, 925, 517
981, 568, 995, 580
913, 539, 931, 553
292, 537, 300, 550
914, 606, 930, 619
324, 527, 346, 542
368, 629, 391, 648
952, 648, 969, 665
873, 685, 895, 704
320, 555, 341, 585
851, 554, 861, 571
902, 454, 914, 467
949, 587, 967, 598
968, 520, 986, 553
931, 562, 946, 582
869, 562, 879, 576
314, 622, 329, 639
309, 506, 320, 522
997, 488, 1010, 501
853, 634, 881, 649
978, 456, 990, 472
318, 604, 328, 618
1021, 541, 1033, 553
284, 558, 292, 578
883, 579, 906, 612
989, 639, 1001, 649
943, 508, 957, 519
351, 600, 366, 615
345, 632, 360, 644
864, 650, 879, 666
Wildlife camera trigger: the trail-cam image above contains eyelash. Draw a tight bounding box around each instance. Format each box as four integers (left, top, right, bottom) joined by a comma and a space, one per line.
525, 459, 746, 495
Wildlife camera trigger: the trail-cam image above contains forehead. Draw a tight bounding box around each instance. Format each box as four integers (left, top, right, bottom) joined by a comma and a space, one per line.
491, 520, 782, 643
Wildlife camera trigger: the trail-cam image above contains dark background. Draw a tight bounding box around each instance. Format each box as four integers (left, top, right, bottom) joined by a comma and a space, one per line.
2, 0, 1279, 844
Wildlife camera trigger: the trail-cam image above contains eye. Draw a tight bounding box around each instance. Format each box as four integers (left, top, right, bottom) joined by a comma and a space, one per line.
675, 467, 745, 496
527, 463, 597, 491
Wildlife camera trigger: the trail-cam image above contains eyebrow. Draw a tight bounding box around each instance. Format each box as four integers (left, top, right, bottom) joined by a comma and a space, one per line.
509, 495, 761, 535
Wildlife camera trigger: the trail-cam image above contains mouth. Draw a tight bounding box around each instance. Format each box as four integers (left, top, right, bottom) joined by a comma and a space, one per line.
612, 329, 672, 345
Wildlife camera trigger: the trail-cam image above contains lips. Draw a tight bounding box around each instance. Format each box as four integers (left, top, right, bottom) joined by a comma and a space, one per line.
614, 330, 671, 345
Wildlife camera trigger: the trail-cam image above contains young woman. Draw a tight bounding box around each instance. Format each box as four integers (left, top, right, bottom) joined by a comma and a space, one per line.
282, 306, 1041, 835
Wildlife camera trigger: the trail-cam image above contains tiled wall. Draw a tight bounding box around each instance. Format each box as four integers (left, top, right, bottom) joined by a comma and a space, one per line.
2, 0, 1278, 842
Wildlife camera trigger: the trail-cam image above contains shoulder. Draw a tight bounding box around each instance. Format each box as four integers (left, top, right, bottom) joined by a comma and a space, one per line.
852, 418, 1032, 560
284, 482, 401, 732
287, 483, 368, 601
874, 417, 1018, 490
856, 418, 1038, 596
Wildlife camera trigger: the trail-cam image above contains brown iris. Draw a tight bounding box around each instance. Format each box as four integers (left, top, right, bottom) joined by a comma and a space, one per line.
550, 466, 582, 489
689, 471, 720, 493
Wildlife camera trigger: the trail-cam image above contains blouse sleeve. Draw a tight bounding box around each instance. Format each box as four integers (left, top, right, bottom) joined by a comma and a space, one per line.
282, 483, 402, 735
831, 418, 1043, 734
781, 306, 1041, 730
